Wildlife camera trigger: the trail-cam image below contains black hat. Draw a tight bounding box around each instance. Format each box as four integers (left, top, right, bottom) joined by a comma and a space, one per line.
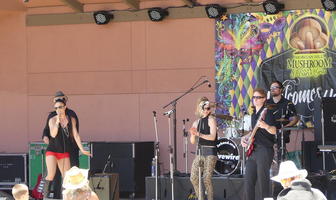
55, 91, 65, 97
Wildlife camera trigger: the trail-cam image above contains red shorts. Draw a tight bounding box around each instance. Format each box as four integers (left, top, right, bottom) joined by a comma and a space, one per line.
46, 151, 70, 160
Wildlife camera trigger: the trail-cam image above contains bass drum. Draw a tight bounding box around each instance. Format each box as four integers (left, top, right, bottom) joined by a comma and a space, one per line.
215, 138, 241, 176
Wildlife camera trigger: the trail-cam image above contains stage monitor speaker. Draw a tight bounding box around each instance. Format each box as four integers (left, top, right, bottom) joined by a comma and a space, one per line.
302, 141, 336, 172
314, 97, 336, 142
89, 173, 119, 200
90, 142, 154, 197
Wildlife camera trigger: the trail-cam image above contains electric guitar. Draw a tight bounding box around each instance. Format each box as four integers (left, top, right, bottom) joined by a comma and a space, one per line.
32, 149, 45, 199
245, 107, 268, 157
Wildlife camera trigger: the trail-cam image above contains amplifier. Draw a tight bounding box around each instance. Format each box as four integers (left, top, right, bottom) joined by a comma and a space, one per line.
0, 154, 27, 189
28, 142, 91, 188
89, 173, 119, 200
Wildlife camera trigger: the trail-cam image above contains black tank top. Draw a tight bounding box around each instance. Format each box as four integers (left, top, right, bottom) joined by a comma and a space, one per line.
46, 116, 74, 153
197, 115, 217, 147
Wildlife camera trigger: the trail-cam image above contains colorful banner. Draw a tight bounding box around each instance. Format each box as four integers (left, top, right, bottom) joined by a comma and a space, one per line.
215, 9, 336, 127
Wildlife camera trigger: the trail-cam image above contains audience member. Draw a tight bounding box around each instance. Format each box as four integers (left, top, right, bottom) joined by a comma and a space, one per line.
11, 184, 29, 200
62, 166, 99, 200
271, 160, 327, 200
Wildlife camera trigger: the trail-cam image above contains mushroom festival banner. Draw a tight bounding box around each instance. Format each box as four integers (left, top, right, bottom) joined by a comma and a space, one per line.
215, 9, 336, 127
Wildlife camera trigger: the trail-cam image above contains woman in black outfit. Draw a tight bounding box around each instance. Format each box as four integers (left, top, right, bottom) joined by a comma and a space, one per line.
189, 97, 217, 200
43, 98, 91, 197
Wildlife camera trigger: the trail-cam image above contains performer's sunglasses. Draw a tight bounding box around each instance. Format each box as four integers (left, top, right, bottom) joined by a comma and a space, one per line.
252, 96, 265, 99
203, 107, 211, 111
54, 105, 65, 110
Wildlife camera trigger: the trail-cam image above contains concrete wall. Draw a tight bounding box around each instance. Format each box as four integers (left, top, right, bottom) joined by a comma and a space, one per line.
0, 10, 215, 173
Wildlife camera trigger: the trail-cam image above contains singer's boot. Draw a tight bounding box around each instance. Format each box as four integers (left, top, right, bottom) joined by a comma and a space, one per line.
43, 180, 51, 199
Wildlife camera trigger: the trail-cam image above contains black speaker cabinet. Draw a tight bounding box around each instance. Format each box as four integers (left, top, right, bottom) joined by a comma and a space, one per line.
314, 97, 336, 142
0, 154, 27, 189
90, 142, 154, 197
89, 173, 119, 200
302, 141, 336, 172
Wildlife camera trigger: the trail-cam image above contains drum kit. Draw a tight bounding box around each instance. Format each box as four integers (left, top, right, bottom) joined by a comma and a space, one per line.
212, 110, 252, 176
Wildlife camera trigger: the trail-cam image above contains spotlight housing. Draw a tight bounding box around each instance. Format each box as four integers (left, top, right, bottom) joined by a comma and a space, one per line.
205, 4, 227, 19
262, 0, 284, 15
93, 11, 113, 25
148, 7, 169, 21
321, 0, 336, 11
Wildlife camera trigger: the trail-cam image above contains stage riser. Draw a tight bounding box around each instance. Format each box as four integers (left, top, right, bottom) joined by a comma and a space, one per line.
145, 176, 266, 200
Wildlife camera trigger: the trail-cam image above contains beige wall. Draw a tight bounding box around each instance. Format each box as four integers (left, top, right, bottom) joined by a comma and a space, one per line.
0, 10, 215, 172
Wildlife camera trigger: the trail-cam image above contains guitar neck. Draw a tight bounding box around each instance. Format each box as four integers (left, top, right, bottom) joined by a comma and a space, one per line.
246, 108, 268, 150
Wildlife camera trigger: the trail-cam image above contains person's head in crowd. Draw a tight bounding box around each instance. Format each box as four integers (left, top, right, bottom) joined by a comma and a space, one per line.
271, 160, 307, 188
12, 184, 29, 200
63, 166, 89, 190
63, 184, 94, 200
62, 166, 99, 200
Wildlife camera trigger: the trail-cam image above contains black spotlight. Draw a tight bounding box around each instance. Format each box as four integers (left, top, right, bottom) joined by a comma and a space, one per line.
321, 0, 336, 11
148, 7, 169, 21
262, 0, 284, 15
205, 4, 227, 19
93, 11, 113, 25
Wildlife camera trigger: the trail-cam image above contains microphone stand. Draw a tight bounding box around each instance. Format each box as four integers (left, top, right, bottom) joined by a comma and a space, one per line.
163, 78, 210, 171
152, 111, 160, 200
197, 119, 203, 200
321, 101, 326, 171
240, 109, 246, 175
164, 111, 175, 200
182, 119, 190, 174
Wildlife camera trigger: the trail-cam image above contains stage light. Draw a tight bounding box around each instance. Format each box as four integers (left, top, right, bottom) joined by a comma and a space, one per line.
205, 4, 227, 19
262, 0, 284, 15
321, 0, 336, 11
148, 7, 169, 21
93, 11, 113, 25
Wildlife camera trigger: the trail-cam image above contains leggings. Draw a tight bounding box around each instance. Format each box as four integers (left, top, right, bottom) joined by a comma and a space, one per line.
190, 155, 217, 200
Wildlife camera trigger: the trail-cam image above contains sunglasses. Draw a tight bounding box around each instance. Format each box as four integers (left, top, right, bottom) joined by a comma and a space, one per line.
252, 96, 265, 99
54, 105, 65, 110
270, 86, 281, 90
203, 107, 211, 111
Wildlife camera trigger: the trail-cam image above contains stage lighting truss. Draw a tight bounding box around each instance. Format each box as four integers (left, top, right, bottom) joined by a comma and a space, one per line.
321, 0, 336, 11
93, 11, 113, 25
205, 4, 227, 19
148, 7, 169, 22
262, 0, 284, 15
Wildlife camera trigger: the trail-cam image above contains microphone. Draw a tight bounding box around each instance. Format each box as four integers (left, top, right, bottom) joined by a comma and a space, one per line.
205, 78, 212, 88
163, 109, 174, 116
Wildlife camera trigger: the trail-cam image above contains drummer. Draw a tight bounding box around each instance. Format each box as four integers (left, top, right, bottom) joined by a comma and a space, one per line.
266, 80, 299, 162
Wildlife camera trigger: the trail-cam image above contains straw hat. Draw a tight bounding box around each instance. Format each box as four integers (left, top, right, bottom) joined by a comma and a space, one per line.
63, 167, 89, 189
271, 160, 308, 182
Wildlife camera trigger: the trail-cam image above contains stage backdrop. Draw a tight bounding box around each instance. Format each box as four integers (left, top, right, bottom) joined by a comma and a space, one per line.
215, 9, 336, 127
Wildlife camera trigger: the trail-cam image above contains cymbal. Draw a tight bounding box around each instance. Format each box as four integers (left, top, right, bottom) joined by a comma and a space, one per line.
276, 118, 290, 122
212, 113, 233, 121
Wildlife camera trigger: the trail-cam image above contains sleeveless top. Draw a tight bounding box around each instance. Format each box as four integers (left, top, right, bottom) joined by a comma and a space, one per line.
197, 115, 217, 147
46, 115, 74, 153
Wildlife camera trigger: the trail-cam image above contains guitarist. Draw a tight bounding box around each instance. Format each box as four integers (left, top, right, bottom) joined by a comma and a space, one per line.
241, 88, 277, 200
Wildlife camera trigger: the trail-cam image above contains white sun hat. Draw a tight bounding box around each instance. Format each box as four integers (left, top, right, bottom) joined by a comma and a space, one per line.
271, 160, 308, 183
62, 166, 89, 189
